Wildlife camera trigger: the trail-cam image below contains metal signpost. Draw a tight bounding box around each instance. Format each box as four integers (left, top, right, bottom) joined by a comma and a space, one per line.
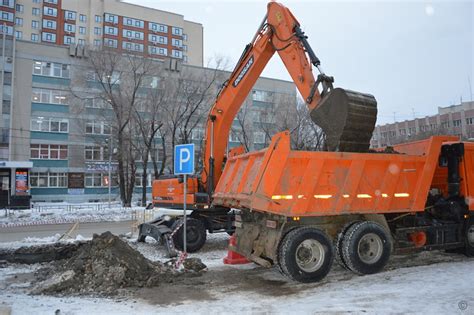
174, 143, 195, 253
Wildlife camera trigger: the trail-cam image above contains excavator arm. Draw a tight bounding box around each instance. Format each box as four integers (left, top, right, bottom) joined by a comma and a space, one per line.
201, 1, 377, 194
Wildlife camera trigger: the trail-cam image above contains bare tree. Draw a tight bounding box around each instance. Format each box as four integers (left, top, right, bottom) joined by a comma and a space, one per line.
161, 58, 228, 172
78, 48, 157, 206
259, 96, 324, 151
232, 99, 254, 152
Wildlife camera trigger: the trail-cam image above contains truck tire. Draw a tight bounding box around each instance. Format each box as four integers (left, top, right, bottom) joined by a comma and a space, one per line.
464, 217, 474, 257
278, 227, 334, 283
335, 221, 360, 270
171, 218, 207, 253
341, 221, 391, 275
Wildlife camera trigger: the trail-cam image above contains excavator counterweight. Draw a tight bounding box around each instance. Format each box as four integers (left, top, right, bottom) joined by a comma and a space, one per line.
311, 88, 377, 152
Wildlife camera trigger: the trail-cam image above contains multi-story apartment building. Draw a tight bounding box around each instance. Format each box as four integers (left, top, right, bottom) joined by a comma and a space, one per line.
5, 0, 203, 66
0, 0, 296, 207
371, 101, 474, 148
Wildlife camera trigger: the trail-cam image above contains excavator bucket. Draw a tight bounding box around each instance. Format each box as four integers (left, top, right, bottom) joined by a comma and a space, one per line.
310, 88, 377, 152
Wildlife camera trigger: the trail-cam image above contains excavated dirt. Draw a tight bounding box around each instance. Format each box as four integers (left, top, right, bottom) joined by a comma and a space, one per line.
31, 232, 204, 296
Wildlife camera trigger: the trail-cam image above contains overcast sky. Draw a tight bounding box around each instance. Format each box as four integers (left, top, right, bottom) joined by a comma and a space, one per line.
126, 0, 473, 125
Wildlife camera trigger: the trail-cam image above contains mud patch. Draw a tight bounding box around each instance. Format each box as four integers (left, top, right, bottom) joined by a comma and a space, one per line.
0, 242, 85, 264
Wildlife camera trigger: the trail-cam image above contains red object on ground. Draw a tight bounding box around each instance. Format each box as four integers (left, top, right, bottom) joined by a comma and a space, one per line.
223, 234, 251, 265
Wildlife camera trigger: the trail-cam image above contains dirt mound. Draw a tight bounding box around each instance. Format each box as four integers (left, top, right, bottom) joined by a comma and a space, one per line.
33, 232, 196, 295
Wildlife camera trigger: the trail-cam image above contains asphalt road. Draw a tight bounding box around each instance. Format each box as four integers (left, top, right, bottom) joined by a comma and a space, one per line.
0, 221, 135, 243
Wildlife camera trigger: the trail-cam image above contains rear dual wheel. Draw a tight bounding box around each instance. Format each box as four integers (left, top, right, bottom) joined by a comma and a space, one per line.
464, 216, 474, 257
278, 227, 334, 283
339, 221, 392, 275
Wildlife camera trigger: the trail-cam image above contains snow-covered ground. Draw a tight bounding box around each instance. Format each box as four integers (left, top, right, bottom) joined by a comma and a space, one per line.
0, 203, 187, 228
1, 233, 473, 314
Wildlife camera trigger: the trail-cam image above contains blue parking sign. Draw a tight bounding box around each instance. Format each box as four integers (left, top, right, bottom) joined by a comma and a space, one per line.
174, 144, 195, 175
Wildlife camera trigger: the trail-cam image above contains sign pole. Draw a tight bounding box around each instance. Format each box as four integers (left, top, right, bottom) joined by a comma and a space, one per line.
183, 174, 187, 253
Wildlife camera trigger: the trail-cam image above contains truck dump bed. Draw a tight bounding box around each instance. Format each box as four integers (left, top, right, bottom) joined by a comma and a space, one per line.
213, 132, 460, 216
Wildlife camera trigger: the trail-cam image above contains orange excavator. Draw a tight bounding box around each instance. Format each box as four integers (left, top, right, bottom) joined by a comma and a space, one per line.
139, 1, 377, 253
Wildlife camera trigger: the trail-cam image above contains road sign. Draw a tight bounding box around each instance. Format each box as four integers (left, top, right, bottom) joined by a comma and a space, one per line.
174, 144, 195, 175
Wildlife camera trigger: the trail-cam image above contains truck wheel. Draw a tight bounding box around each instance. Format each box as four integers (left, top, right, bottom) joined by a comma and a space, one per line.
464, 217, 474, 257
341, 221, 391, 275
278, 227, 334, 283
335, 221, 360, 270
171, 218, 207, 253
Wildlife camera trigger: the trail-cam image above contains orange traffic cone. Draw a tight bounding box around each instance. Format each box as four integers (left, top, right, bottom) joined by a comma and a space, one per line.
223, 234, 250, 265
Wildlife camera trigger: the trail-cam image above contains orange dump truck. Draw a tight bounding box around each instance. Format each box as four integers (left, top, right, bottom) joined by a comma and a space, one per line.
213, 132, 474, 282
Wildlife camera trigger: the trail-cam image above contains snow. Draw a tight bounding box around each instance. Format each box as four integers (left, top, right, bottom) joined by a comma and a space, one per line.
0, 234, 89, 250
1, 233, 473, 314
0, 203, 187, 228
1, 260, 473, 314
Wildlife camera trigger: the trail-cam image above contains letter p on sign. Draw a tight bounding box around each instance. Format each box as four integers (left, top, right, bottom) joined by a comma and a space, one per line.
174, 144, 195, 175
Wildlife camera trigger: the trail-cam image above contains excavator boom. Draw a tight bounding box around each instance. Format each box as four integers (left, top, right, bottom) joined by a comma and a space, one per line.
152, 1, 377, 208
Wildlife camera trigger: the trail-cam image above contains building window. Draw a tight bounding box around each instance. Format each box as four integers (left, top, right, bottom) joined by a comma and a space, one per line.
64, 23, 75, 33
183, 55, 188, 63
85, 146, 108, 161
0, 0, 14, 8
252, 90, 273, 102
453, 119, 462, 127
122, 41, 143, 52
43, 6, 57, 17
32, 88, 68, 105
31, 144, 68, 160
33, 61, 70, 78
148, 46, 167, 56
123, 29, 143, 40
31, 117, 69, 133
135, 173, 152, 187
79, 26, 86, 34
172, 26, 182, 36
172, 49, 182, 58
32, 7, 40, 15
78, 39, 85, 46
95, 15, 102, 23
15, 17, 22, 25
30, 172, 67, 188
104, 26, 118, 36
63, 36, 75, 44
15, 3, 23, 12
254, 132, 266, 144
15, 30, 21, 39
85, 173, 111, 187
41, 32, 57, 43
64, 10, 76, 20
31, 33, 39, 42
172, 38, 182, 48
44, 0, 58, 4
79, 14, 86, 22
149, 22, 167, 33
33, 0, 40, 3
0, 11, 14, 22
94, 27, 101, 35
31, 20, 39, 29
85, 121, 110, 135
104, 38, 117, 48
42, 19, 57, 30
466, 117, 473, 125
93, 39, 101, 47
123, 17, 144, 28
104, 13, 118, 24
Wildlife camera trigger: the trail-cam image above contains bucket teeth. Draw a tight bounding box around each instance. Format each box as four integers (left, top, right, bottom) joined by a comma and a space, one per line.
310, 88, 377, 152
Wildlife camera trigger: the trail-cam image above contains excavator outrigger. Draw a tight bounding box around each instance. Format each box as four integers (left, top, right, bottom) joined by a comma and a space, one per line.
139, 1, 377, 253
